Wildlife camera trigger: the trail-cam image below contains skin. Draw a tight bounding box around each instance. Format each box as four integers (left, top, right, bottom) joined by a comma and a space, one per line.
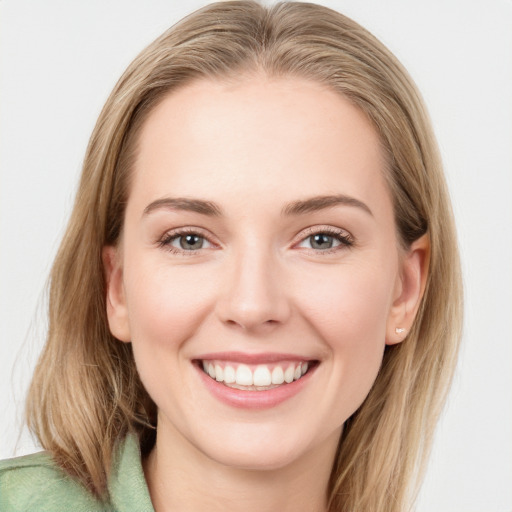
104, 74, 429, 512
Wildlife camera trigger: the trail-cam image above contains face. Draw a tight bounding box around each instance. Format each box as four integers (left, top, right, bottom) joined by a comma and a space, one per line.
105, 75, 425, 471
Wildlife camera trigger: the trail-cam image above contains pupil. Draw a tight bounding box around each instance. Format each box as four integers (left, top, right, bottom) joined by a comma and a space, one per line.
312, 234, 333, 249
181, 234, 203, 249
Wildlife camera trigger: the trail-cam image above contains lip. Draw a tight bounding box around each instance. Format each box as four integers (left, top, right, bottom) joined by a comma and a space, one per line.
193, 353, 319, 410
195, 351, 315, 364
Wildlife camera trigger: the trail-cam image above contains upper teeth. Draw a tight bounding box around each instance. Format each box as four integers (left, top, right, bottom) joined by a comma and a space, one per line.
201, 361, 309, 388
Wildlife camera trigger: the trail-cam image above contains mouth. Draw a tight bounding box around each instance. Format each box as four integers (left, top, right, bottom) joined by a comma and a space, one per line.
194, 357, 319, 391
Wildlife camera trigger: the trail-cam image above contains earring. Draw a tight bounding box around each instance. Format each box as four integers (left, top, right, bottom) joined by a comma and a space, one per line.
395, 327, 406, 334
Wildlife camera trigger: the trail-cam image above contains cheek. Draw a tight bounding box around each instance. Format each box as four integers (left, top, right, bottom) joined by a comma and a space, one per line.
124, 259, 216, 343
297, 261, 394, 339
295, 263, 395, 407
121, 258, 222, 426
122, 258, 219, 401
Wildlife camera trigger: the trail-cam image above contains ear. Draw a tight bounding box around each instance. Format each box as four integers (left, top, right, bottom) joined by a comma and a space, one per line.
386, 234, 430, 345
102, 245, 131, 343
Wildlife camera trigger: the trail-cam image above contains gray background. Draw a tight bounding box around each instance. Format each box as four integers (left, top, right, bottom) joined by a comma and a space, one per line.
1, 1, 511, 510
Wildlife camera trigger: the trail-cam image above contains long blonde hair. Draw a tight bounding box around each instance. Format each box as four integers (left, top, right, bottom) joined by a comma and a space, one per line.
26, 2, 463, 510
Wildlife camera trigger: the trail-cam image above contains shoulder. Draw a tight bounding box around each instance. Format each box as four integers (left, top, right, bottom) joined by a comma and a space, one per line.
0, 451, 108, 512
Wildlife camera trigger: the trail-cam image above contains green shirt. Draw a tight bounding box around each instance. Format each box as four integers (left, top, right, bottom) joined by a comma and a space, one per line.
0, 435, 155, 511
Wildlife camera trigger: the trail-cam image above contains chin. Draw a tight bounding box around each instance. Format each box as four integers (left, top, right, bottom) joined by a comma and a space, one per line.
203, 440, 308, 472
190, 420, 338, 473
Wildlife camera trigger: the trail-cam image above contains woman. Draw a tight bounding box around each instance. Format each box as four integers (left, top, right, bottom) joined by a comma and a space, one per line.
0, 1, 462, 511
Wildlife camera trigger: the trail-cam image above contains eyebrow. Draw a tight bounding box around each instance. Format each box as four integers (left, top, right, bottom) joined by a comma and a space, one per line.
281, 194, 373, 217
142, 194, 372, 218
143, 197, 223, 217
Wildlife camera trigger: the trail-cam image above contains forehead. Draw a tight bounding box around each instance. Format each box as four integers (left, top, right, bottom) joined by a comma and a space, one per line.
129, 75, 392, 219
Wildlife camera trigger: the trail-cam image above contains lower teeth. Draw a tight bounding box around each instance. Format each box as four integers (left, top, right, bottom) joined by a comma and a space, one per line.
222, 382, 283, 391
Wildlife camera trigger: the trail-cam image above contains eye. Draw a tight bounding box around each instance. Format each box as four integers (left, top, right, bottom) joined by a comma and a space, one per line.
296, 227, 353, 253
172, 233, 209, 250
158, 228, 214, 254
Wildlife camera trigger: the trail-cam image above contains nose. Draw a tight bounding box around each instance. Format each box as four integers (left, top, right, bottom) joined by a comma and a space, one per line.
215, 246, 291, 333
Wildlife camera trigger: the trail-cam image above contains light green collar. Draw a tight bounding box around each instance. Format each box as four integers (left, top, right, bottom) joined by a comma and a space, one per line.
108, 434, 155, 512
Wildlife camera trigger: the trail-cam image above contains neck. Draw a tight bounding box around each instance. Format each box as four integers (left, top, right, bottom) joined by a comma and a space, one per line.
143, 419, 339, 512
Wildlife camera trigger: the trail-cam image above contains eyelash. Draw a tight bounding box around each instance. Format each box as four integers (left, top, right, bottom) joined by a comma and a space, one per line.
157, 227, 213, 255
296, 226, 354, 254
157, 226, 354, 256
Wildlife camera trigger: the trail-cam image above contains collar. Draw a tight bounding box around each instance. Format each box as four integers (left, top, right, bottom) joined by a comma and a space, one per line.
108, 434, 155, 512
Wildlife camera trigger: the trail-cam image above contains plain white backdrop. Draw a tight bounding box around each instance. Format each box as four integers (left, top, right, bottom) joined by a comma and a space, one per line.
1, 1, 511, 510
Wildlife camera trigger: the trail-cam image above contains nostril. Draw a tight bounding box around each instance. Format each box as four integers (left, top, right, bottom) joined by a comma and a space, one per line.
225, 317, 280, 331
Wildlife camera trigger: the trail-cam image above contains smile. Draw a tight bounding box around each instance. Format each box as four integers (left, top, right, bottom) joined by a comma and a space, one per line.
200, 360, 310, 390
193, 353, 319, 409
